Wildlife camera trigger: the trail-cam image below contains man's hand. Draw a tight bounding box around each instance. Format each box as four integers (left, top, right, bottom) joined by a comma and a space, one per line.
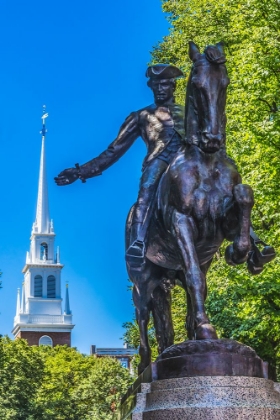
54, 167, 79, 186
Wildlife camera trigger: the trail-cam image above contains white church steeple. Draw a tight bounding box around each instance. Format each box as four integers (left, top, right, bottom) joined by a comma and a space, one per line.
12, 108, 74, 346
33, 108, 50, 234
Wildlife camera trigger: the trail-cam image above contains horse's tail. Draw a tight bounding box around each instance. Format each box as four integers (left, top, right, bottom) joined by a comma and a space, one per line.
125, 204, 136, 251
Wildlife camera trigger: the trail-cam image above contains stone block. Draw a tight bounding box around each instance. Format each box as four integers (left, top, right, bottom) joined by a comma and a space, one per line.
117, 376, 280, 419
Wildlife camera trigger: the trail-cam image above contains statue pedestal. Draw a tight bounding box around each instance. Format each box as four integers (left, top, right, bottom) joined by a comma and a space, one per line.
121, 376, 280, 419
116, 340, 280, 419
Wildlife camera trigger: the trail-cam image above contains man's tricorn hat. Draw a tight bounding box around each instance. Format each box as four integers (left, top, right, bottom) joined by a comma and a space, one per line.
146, 64, 183, 80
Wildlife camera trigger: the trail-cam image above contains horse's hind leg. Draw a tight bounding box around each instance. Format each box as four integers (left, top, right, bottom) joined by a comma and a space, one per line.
225, 184, 254, 265
151, 283, 174, 354
132, 281, 152, 375
186, 290, 195, 339
172, 211, 217, 340
176, 270, 195, 340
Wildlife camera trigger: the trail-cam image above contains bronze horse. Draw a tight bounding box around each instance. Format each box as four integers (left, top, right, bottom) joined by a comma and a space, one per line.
126, 42, 255, 374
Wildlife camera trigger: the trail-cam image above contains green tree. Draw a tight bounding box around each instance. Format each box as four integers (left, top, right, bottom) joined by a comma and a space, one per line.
124, 0, 280, 374
0, 336, 44, 419
0, 339, 133, 419
35, 346, 133, 420
35, 345, 95, 420
73, 357, 133, 420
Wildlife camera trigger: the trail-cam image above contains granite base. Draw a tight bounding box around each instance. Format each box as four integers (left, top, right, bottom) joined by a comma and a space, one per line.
117, 376, 280, 419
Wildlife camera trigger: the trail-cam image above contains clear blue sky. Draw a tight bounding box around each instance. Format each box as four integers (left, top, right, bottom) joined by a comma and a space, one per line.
0, 0, 170, 353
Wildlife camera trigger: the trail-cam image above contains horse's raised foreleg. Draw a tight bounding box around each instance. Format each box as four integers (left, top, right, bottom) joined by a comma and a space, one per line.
151, 283, 174, 354
172, 211, 217, 340
225, 184, 254, 265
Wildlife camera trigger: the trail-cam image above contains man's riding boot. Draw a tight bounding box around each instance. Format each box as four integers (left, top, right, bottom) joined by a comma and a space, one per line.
126, 222, 145, 266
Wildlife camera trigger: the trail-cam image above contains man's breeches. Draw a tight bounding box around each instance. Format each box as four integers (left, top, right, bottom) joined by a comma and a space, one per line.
133, 158, 168, 225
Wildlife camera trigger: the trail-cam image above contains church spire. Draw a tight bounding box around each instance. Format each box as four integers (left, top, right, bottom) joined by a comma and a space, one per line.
33, 106, 50, 234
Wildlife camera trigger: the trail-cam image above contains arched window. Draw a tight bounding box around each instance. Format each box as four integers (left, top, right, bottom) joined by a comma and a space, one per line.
47, 275, 56, 298
40, 242, 48, 260
34, 275, 43, 297
39, 335, 53, 346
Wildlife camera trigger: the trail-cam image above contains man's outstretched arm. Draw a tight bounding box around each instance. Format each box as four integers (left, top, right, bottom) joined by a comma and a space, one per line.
55, 111, 140, 186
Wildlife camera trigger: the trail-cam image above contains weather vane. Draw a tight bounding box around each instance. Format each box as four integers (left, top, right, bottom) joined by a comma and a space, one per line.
41, 105, 49, 137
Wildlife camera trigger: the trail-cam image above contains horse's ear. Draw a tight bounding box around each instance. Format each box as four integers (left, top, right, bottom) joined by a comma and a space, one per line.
216, 41, 225, 55
189, 41, 200, 62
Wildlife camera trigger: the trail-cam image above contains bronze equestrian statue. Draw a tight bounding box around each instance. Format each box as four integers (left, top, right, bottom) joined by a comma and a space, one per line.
55, 42, 275, 375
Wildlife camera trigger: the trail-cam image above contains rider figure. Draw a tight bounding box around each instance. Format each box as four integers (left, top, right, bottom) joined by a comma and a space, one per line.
55, 64, 185, 264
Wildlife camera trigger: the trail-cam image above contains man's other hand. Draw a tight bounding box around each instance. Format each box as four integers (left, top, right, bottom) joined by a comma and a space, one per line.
54, 168, 79, 186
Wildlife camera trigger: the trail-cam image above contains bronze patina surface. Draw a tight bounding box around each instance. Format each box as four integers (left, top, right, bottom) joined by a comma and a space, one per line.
55, 42, 276, 376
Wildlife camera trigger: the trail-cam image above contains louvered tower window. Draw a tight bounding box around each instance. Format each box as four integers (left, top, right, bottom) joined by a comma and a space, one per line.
39, 335, 53, 346
34, 275, 43, 297
47, 275, 56, 298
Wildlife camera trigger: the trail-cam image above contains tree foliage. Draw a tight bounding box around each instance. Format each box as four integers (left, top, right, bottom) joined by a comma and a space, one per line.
0, 337, 133, 420
124, 0, 280, 374
0, 337, 44, 419
72, 357, 132, 420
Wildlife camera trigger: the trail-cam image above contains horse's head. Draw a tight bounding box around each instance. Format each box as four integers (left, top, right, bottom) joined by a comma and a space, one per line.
185, 41, 229, 153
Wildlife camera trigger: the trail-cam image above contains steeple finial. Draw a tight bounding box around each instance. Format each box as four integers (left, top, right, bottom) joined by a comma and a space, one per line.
41, 105, 48, 137
33, 106, 50, 234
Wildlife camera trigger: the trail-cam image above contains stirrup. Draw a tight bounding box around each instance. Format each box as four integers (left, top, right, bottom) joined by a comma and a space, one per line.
126, 240, 145, 267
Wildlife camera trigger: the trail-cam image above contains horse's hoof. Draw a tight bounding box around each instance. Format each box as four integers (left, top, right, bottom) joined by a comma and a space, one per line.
247, 261, 263, 275
247, 251, 264, 276
225, 244, 247, 265
196, 323, 218, 340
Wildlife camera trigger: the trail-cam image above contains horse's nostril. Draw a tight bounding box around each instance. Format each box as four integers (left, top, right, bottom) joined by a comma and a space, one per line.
215, 134, 223, 141
204, 133, 222, 141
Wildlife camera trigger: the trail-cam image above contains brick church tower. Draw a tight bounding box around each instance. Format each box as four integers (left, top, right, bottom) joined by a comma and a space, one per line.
12, 109, 74, 346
